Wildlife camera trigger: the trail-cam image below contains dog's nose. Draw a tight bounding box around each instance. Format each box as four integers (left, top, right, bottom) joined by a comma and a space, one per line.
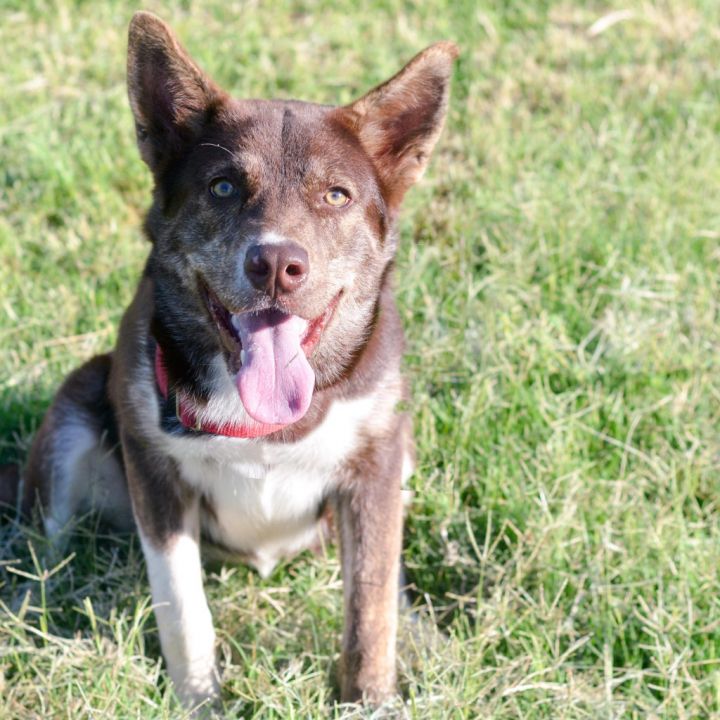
244, 242, 309, 295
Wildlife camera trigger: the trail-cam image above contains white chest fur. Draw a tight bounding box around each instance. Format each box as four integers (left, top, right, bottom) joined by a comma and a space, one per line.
160, 393, 377, 576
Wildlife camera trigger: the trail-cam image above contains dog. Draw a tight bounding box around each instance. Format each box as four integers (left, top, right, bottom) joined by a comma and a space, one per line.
15, 11, 457, 709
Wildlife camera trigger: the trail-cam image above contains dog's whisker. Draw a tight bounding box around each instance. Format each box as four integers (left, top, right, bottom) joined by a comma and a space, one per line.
198, 142, 237, 158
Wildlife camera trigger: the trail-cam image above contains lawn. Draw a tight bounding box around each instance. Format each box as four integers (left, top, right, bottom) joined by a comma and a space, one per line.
1, 0, 720, 717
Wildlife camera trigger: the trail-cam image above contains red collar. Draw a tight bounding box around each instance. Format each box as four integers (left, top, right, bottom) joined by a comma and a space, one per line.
154, 344, 285, 439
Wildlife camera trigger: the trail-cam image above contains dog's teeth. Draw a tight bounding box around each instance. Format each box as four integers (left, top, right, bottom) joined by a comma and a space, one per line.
240, 349, 247, 366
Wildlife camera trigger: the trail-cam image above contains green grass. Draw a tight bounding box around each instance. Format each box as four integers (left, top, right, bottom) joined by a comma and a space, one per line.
2, 0, 720, 717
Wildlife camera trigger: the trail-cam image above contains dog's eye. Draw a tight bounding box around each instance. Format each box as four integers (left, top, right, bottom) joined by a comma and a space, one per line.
209, 178, 236, 198
324, 188, 351, 207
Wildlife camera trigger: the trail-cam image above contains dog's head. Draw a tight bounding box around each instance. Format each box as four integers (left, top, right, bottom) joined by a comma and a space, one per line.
127, 12, 457, 427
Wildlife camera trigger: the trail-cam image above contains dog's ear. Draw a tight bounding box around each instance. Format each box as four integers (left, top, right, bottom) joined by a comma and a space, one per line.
127, 12, 227, 172
341, 42, 458, 212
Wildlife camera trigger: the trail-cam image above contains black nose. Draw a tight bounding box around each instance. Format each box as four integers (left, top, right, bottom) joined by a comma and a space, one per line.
244, 242, 309, 295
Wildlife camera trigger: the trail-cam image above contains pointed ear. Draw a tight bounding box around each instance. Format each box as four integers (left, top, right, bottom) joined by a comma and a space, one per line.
127, 12, 228, 172
341, 42, 458, 211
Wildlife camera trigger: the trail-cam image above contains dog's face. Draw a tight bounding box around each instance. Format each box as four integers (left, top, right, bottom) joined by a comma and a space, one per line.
127, 13, 456, 427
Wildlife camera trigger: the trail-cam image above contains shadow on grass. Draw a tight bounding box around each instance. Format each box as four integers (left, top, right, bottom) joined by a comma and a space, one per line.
403, 504, 522, 632
0, 512, 148, 632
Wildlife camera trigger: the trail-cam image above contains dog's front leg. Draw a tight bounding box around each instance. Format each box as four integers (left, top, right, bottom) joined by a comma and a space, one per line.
122, 434, 220, 710
337, 438, 404, 705
139, 513, 220, 708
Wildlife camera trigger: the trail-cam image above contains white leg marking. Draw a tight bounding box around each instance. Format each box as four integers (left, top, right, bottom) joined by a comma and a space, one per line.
139, 525, 220, 708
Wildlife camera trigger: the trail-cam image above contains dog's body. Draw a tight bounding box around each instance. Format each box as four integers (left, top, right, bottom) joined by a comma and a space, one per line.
18, 13, 456, 709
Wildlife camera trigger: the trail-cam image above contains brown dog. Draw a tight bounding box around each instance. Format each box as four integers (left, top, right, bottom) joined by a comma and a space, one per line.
18, 12, 457, 710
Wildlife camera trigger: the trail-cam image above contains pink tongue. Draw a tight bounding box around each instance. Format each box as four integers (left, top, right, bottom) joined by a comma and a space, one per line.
233, 309, 315, 425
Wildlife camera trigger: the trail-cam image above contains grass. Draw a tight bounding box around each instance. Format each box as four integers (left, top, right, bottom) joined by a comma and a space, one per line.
1, 0, 720, 717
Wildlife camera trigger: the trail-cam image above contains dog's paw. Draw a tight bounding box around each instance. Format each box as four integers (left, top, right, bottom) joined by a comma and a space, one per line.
178, 689, 222, 719
169, 658, 222, 716
340, 666, 397, 707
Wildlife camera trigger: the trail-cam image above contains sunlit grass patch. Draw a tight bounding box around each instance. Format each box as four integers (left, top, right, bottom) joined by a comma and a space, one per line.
2, 1, 720, 717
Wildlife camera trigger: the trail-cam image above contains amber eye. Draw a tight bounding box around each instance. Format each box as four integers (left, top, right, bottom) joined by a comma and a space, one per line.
323, 188, 351, 207
209, 178, 236, 198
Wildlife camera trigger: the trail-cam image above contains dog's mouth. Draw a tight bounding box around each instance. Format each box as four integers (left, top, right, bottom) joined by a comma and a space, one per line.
205, 288, 340, 426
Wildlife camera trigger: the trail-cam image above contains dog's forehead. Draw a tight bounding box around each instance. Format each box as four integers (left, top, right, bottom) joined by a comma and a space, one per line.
215, 98, 366, 176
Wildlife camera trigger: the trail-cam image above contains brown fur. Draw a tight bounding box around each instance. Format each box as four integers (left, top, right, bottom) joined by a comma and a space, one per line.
23, 12, 457, 708
337, 432, 406, 702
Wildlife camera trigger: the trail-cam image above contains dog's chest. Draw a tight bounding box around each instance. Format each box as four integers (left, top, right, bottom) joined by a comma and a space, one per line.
163, 394, 376, 575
